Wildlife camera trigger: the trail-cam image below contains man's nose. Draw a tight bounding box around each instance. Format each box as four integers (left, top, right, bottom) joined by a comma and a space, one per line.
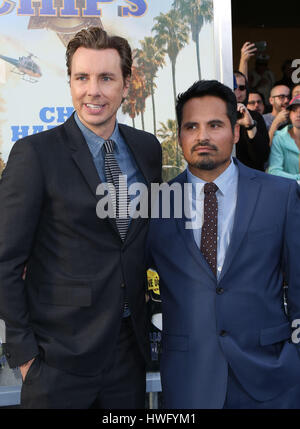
197, 126, 210, 141
87, 79, 101, 97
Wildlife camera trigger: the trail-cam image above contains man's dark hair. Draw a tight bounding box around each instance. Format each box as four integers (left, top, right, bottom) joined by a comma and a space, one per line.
66, 26, 132, 81
176, 80, 237, 132
248, 90, 266, 106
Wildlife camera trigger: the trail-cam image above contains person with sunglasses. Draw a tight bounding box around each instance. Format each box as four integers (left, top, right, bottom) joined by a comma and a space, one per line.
263, 84, 290, 144
233, 71, 270, 171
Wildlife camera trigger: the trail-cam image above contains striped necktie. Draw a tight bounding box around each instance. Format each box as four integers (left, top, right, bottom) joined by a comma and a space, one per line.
103, 139, 130, 241
103, 139, 130, 317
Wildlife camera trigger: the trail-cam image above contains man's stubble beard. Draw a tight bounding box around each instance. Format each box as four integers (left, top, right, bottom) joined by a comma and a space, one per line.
189, 155, 229, 171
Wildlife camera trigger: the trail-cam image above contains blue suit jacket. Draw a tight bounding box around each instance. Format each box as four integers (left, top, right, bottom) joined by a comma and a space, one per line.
147, 158, 300, 409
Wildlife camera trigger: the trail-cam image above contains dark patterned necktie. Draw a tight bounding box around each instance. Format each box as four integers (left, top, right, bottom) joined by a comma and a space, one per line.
200, 182, 218, 276
103, 139, 130, 241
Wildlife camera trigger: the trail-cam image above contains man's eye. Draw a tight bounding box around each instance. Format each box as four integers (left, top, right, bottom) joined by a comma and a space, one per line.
77, 76, 87, 81
103, 76, 111, 81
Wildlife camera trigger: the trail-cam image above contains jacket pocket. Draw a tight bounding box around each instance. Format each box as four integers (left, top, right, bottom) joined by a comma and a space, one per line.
163, 334, 188, 351
39, 284, 91, 307
260, 321, 291, 346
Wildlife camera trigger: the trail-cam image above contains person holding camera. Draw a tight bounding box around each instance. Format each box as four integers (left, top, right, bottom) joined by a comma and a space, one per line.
234, 71, 270, 171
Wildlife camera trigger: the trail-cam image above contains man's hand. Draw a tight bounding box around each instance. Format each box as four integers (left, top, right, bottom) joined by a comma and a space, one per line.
240, 42, 257, 63
237, 104, 254, 128
20, 357, 35, 381
273, 109, 289, 127
237, 104, 257, 139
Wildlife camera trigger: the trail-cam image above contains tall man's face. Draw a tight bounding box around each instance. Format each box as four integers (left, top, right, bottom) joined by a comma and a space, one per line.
179, 96, 239, 181
70, 47, 130, 139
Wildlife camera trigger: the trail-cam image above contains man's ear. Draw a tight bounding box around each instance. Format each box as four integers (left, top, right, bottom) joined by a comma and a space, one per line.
233, 123, 240, 145
178, 129, 182, 147
123, 77, 130, 97
269, 95, 274, 107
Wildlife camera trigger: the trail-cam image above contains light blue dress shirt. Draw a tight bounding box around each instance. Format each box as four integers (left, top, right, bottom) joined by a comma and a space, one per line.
268, 125, 300, 181
74, 112, 146, 189
186, 159, 239, 280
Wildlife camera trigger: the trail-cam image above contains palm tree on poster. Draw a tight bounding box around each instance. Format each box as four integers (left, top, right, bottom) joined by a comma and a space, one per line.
122, 65, 145, 128
173, 0, 213, 80
132, 50, 150, 131
157, 119, 184, 180
0, 154, 5, 178
152, 9, 189, 112
136, 37, 165, 136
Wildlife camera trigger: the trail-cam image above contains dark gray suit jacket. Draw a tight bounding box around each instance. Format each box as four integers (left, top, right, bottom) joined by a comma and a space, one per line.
0, 113, 162, 375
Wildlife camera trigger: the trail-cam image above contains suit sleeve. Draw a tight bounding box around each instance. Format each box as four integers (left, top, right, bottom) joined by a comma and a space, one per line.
0, 140, 44, 367
283, 181, 300, 333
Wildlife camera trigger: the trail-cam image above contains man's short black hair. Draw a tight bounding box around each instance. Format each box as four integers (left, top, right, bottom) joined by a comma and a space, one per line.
176, 80, 237, 132
248, 90, 266, 106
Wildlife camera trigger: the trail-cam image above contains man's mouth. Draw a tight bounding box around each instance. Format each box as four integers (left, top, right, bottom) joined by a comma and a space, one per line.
84, 103, 106, 111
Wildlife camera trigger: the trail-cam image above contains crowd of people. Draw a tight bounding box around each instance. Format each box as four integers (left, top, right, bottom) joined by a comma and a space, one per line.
236, 42, 300, 183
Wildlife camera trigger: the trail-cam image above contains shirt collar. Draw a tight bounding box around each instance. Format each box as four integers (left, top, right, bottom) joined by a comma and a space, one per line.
187, 158, 238, 199
74, 112, 121, 157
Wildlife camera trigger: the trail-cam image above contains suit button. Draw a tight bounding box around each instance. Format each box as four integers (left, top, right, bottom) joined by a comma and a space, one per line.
5, 352, 11, 358
219, 330, 227, 337
216, 287, 224, 295
121, 283, 125, 288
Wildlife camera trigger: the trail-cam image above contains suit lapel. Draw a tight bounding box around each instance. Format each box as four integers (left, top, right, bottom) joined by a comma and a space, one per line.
219, 160, 261, 281
63, 114, 120, 238
118, 124, 151, 185
118, 124, 153, 245
174, 171, 216, 281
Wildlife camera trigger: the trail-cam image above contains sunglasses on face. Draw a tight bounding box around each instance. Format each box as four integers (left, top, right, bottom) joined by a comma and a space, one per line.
236, 85, 246, 91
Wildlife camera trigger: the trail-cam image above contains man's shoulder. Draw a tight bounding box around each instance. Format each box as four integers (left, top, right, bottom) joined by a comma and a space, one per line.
238, 159, 295, 190
168, 170, 187, 186
263, 112, 273, 120
13, 115, 76, 152
118, 123, 159, 143
17, 116, 72, 144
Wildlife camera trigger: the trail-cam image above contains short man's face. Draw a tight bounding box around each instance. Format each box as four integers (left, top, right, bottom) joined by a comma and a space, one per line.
247, 93, 264, 115
270, 85, 290, 114
234, 75, 247, 103
289, 105, 300, 129
179, 96, 239, 179
70, 47, 129, 138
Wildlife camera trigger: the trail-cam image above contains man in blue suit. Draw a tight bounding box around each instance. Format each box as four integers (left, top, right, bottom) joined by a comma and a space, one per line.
147, 80, 300, 409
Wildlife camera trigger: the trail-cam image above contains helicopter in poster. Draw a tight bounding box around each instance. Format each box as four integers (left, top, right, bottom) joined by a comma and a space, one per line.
0, 52, 42, 83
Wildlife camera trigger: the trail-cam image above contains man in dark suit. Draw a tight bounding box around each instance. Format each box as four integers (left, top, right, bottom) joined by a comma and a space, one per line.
147, 80, 300, 408
0, 27, 161, 408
